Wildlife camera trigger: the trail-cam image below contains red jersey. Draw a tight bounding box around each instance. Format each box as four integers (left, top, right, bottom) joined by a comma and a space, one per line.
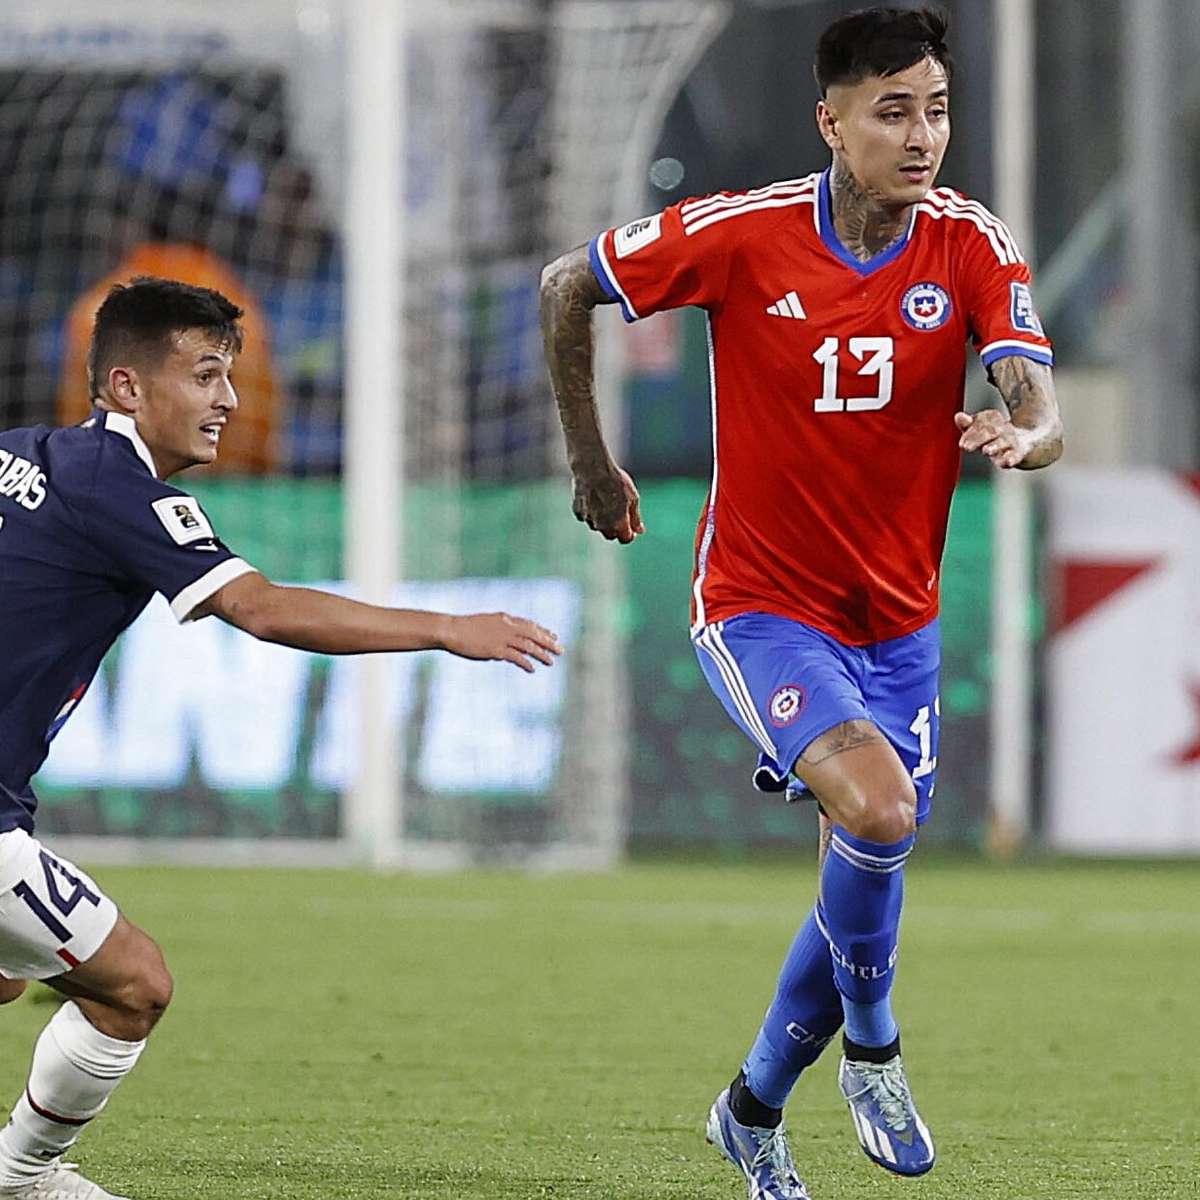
590, 170, 1053, 645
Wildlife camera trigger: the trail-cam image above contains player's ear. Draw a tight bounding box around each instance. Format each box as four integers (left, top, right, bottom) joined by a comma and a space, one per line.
816, 99, 842, 151
105, 365, 141, 412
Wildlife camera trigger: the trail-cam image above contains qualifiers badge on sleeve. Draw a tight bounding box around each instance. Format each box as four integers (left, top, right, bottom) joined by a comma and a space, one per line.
768, 684, 808, 727
151, 494, 215, 545
614, 213, 663, 259
900, 282, 952, 331
1009, 281, 1045, 335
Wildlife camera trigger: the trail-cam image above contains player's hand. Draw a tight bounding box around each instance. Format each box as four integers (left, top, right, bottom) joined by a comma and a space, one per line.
954, 409, 1034, 470
442, 612, 562, 673
571, 464, 645, 544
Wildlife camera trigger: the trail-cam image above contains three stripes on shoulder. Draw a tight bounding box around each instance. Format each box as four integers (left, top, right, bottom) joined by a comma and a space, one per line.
676, 173, 1023, 267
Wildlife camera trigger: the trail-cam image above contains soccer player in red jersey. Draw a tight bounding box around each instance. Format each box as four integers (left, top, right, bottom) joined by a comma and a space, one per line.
541, 7, 1062, 1197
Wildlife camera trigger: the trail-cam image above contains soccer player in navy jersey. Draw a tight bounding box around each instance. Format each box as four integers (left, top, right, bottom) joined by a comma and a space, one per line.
0, 278, 560, 1200
542, 7, 1062, 1198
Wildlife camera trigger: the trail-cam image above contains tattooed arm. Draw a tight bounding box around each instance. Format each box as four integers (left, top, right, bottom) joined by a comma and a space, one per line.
954, 355, 1064, 470
539, 245, 644, 542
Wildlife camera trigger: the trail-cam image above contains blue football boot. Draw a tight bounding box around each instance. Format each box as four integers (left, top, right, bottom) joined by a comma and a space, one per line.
706, 1088, 812, 1200
838, 1053, 935, 1176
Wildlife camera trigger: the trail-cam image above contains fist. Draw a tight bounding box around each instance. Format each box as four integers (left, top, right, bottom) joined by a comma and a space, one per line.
571, 465, 645, 544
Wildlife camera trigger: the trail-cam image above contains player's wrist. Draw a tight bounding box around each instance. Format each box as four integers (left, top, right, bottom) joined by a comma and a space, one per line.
570, 457, 616, 486
1010, 426, 1037, 463
426, 611, 459, 653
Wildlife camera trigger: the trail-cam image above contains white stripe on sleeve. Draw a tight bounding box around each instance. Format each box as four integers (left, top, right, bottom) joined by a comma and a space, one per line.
593, 234, 640, 320
169, 558, 256, 623
979, 339, 1054, 365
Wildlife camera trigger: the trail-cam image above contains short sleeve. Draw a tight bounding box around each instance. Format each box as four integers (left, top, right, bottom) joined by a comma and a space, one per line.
959, 228, 1054, 371
589, 197, 738, 322
84, 469, 254, 623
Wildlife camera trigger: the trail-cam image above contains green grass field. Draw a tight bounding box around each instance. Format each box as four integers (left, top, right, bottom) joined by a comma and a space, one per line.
1, 858, 1196, 1199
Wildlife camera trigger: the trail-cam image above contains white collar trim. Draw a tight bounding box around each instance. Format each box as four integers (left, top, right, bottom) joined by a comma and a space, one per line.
103, 410, 159, 478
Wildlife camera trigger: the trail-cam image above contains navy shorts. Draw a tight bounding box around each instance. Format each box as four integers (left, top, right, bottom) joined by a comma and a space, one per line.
693, 612, 940, 825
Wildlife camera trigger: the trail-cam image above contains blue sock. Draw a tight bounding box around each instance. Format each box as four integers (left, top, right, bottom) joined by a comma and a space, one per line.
842, 994, 898, 1047
818, 826, 914, 1049
742, 908, 843, 1108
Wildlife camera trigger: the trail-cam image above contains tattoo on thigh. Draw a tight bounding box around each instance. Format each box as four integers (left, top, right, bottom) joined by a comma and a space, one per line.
818, 819, 833, 869
799, 721, 885, 767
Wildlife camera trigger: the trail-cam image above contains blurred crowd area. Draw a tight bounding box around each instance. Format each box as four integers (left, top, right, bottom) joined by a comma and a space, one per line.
0, 7, 552, 479
1, 0, 1197, 477
0, 65, 343, 472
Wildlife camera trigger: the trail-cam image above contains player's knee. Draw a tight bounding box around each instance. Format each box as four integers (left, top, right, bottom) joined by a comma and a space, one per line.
858, 799, 916, 845
136, 959, 174, 1028
838, 781, 917, 844
114, 954, 174, 1038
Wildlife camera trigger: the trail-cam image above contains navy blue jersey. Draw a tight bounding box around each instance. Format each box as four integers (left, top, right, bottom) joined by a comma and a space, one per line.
0, 410, 253, 832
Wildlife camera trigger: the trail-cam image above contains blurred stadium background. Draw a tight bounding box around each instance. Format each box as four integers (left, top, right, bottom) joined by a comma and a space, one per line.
2, 3, 1199, 1198
6, 0, 1197, 865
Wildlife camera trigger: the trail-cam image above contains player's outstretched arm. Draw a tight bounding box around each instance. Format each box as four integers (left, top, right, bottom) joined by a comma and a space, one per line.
539, 244, 644, 544
195, 572, 561, 672
955, 356, 1064, 470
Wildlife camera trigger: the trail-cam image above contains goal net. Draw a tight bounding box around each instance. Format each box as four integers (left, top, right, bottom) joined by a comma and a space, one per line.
1, 0, 728, 867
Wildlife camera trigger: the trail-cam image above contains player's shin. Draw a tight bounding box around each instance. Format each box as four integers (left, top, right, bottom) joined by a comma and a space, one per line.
818, 828, 914, 1055
0, 1002, 146, 1184
734, 907, 843, 1123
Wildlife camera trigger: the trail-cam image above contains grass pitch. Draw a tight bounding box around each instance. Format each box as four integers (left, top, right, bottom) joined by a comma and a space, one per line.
0, 857, 1196, 1199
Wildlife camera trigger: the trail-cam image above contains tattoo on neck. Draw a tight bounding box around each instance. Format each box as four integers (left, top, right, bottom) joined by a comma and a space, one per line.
830, 158, 912, 262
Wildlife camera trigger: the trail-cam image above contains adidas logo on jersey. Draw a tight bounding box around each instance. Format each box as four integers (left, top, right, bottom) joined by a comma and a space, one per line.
766, 291, 806, 319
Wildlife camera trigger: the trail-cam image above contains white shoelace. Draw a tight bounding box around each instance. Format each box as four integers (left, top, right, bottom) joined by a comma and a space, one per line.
749, 1127, 808, 1197
847, 1059, 912, 1131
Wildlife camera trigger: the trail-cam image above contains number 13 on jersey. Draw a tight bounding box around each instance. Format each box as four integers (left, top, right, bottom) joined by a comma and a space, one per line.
812, 336, 894, 412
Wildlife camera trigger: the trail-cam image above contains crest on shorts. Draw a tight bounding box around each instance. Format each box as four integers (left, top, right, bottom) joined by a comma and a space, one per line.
768, 684, 807, 727
900, 282, 952, 331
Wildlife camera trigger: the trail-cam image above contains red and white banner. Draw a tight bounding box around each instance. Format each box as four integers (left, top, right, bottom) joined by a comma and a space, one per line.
1047, 469, 1200, 853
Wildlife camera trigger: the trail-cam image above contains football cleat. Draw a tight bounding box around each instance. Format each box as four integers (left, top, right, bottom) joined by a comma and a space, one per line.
0, 1163, 130, 1200
838, 1054, 935, 1176
706, 1088, 812, 1200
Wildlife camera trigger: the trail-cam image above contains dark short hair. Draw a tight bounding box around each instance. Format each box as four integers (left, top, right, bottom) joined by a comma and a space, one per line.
814, 7, 953, 97
88, 277, 245, 398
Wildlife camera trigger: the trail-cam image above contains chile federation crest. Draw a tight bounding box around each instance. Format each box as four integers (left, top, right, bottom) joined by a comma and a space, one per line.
900, 282, 953, 331
768, 684, 808, 728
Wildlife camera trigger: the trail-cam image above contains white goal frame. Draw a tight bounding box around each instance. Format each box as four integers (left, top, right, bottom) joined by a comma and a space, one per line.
986, 0, 1036, 854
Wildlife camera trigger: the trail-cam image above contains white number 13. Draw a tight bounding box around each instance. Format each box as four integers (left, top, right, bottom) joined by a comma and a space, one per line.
812, 336, 894, 413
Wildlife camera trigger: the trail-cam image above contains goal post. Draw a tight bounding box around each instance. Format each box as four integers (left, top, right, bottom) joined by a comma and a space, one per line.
987, 0, 1036, 855
344, 0, 404, 867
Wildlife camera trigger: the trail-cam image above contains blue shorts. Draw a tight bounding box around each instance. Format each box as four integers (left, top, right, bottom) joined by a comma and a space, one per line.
693, 612, 941, 825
